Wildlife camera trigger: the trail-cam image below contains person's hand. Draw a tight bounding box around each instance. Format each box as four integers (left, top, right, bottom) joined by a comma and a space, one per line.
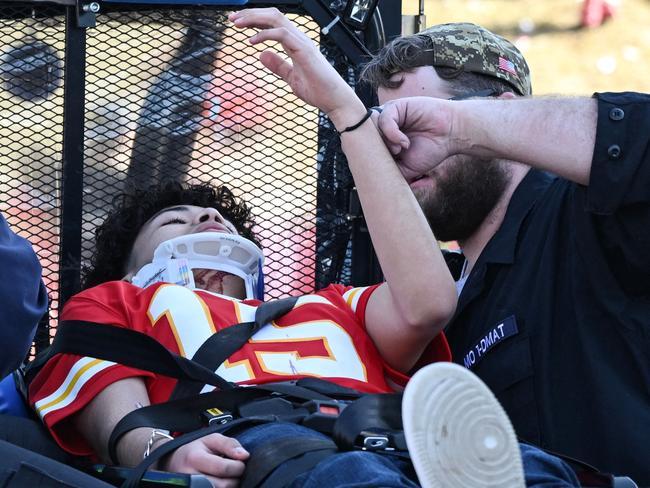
228, 8, 362, 121
374, 97, 457, 181
161, 433, 249, 488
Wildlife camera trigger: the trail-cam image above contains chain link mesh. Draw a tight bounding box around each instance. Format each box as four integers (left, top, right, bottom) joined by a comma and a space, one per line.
0, 3, 362, 349
0, 4, 66, 347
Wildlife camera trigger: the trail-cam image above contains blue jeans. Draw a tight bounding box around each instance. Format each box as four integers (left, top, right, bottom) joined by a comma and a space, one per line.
520, 443, 581, 487
236, 422, 580, 487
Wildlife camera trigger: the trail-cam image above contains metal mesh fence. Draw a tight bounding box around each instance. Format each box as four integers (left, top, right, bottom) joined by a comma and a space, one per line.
0, 3, 66, 338
0, 3, 365, 349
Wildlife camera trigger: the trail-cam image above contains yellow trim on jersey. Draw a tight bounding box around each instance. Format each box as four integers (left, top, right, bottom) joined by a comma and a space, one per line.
343, 286, 371, 313
35, 357, 116, 419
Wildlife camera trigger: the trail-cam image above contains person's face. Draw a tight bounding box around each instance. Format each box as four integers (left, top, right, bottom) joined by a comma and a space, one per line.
128, 205, 239, 274
377, 66, 509, 242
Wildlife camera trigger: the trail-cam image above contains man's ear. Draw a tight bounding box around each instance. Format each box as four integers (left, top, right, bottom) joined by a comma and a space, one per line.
497, 91, 517, 100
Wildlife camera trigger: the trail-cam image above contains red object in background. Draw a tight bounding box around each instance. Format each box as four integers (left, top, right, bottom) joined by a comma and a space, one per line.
202, 59, 273, 130
581, 0, 617, 28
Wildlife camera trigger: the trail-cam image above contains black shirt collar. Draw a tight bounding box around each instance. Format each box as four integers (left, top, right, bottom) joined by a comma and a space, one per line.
477, 169, 556, 266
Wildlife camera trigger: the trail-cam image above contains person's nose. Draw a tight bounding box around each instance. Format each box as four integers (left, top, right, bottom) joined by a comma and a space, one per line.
194, 207, 224, 225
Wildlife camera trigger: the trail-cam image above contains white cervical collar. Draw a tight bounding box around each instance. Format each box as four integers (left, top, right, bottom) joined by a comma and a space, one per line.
131, 232, 264, 299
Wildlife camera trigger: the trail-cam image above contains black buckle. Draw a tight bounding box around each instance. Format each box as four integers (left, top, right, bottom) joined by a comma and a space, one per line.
301, 400, 347, 434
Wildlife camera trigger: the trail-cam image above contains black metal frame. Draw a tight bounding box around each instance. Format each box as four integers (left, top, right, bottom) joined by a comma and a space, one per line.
59, 4, 86, 305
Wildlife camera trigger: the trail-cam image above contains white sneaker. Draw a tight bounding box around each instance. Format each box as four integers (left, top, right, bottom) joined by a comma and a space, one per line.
402, 362, 525, 488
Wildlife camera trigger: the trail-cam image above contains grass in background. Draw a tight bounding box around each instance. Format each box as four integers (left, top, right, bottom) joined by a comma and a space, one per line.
402, 0, 650, 95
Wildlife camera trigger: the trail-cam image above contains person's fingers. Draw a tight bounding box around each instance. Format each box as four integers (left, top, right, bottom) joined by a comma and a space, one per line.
185, 448, 247, 479
371, 106, 406, 156
230, 8, 315, 56
377, 105, 409, 150
229, 7, 294, 30
208, 456, 247, 479
258, 50, 292, 80
231, 6, 356, 116
202, 433, 250, 460
388, 143, 403, 156
248, 26, 294, 47
232, 13, 316, 77
371, 111, 401, 156
369, 106, 383, 128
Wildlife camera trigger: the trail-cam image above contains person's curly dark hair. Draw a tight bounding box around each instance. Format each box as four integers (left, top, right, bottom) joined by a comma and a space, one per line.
81, 181, 259, 290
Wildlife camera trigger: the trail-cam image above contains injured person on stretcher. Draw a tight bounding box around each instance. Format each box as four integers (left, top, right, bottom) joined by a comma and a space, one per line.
27, 8, 583, 488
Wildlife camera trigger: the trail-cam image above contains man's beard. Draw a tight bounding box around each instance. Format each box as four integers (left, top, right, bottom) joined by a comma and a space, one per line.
414, 156, 510, 242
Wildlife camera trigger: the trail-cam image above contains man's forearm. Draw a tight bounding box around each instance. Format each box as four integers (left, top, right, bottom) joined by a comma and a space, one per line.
454, 96, 598, 185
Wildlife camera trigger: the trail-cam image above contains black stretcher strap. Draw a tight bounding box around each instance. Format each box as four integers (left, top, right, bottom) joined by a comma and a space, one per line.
333, 392, 405, 450
120, 417, 270, 488
290, 377, 364, 400
241, 437, 338, 488
44, 320, 234, 391
29, 296, 300, 398
259, 449, 339, 488
240, 394, 410, 488
170, 297, 299, 401
108, 380, 346, 464
108, 379, 342, 464
168, 321, 256, 400
109, 387, 269, 464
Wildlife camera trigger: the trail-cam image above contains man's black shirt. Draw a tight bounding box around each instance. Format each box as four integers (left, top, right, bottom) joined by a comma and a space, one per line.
445, 92, 650, 483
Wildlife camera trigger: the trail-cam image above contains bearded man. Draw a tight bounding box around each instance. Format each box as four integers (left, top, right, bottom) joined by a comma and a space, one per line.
362, 23, 650, 485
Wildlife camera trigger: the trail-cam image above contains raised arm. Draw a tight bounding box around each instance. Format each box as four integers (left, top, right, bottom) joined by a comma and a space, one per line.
377, 95, 598, 186
230, 9, 456, 373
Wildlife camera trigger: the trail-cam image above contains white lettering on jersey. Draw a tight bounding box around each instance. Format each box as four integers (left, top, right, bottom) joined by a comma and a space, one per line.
149, 285, 216, 358
148, 285, 367, 384
243, 319, 366, 381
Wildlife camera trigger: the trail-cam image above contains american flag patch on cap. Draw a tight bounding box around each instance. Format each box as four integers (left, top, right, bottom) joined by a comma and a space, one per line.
498, 56, 517, 76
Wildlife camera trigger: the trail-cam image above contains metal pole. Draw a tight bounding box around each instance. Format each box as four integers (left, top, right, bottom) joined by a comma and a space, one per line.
416, 0, 426, 32
59, 5, 86, 307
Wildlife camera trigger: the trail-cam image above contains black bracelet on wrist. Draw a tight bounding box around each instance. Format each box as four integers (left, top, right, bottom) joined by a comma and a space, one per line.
334, 108, 373, 136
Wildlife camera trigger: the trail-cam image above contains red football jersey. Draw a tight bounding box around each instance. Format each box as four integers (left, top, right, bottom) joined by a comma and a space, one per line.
29, 281, 450, 455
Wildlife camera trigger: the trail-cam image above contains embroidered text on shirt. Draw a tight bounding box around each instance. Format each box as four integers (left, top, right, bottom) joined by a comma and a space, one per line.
463, 315, 518, 369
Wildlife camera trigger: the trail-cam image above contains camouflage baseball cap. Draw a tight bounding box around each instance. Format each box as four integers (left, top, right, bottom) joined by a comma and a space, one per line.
415, 22, 531, 96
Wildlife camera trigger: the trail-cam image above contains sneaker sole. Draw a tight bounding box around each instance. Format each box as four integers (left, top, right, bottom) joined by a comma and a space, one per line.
402, 362, 525, 488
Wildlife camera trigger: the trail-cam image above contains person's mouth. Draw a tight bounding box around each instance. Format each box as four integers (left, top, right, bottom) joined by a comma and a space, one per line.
195, 223, 231, 234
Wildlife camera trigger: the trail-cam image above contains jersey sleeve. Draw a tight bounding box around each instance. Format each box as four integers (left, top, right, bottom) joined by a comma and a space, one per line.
334, 283, 452, 389
28, 282, 155, 456
339, 284, 381, 324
